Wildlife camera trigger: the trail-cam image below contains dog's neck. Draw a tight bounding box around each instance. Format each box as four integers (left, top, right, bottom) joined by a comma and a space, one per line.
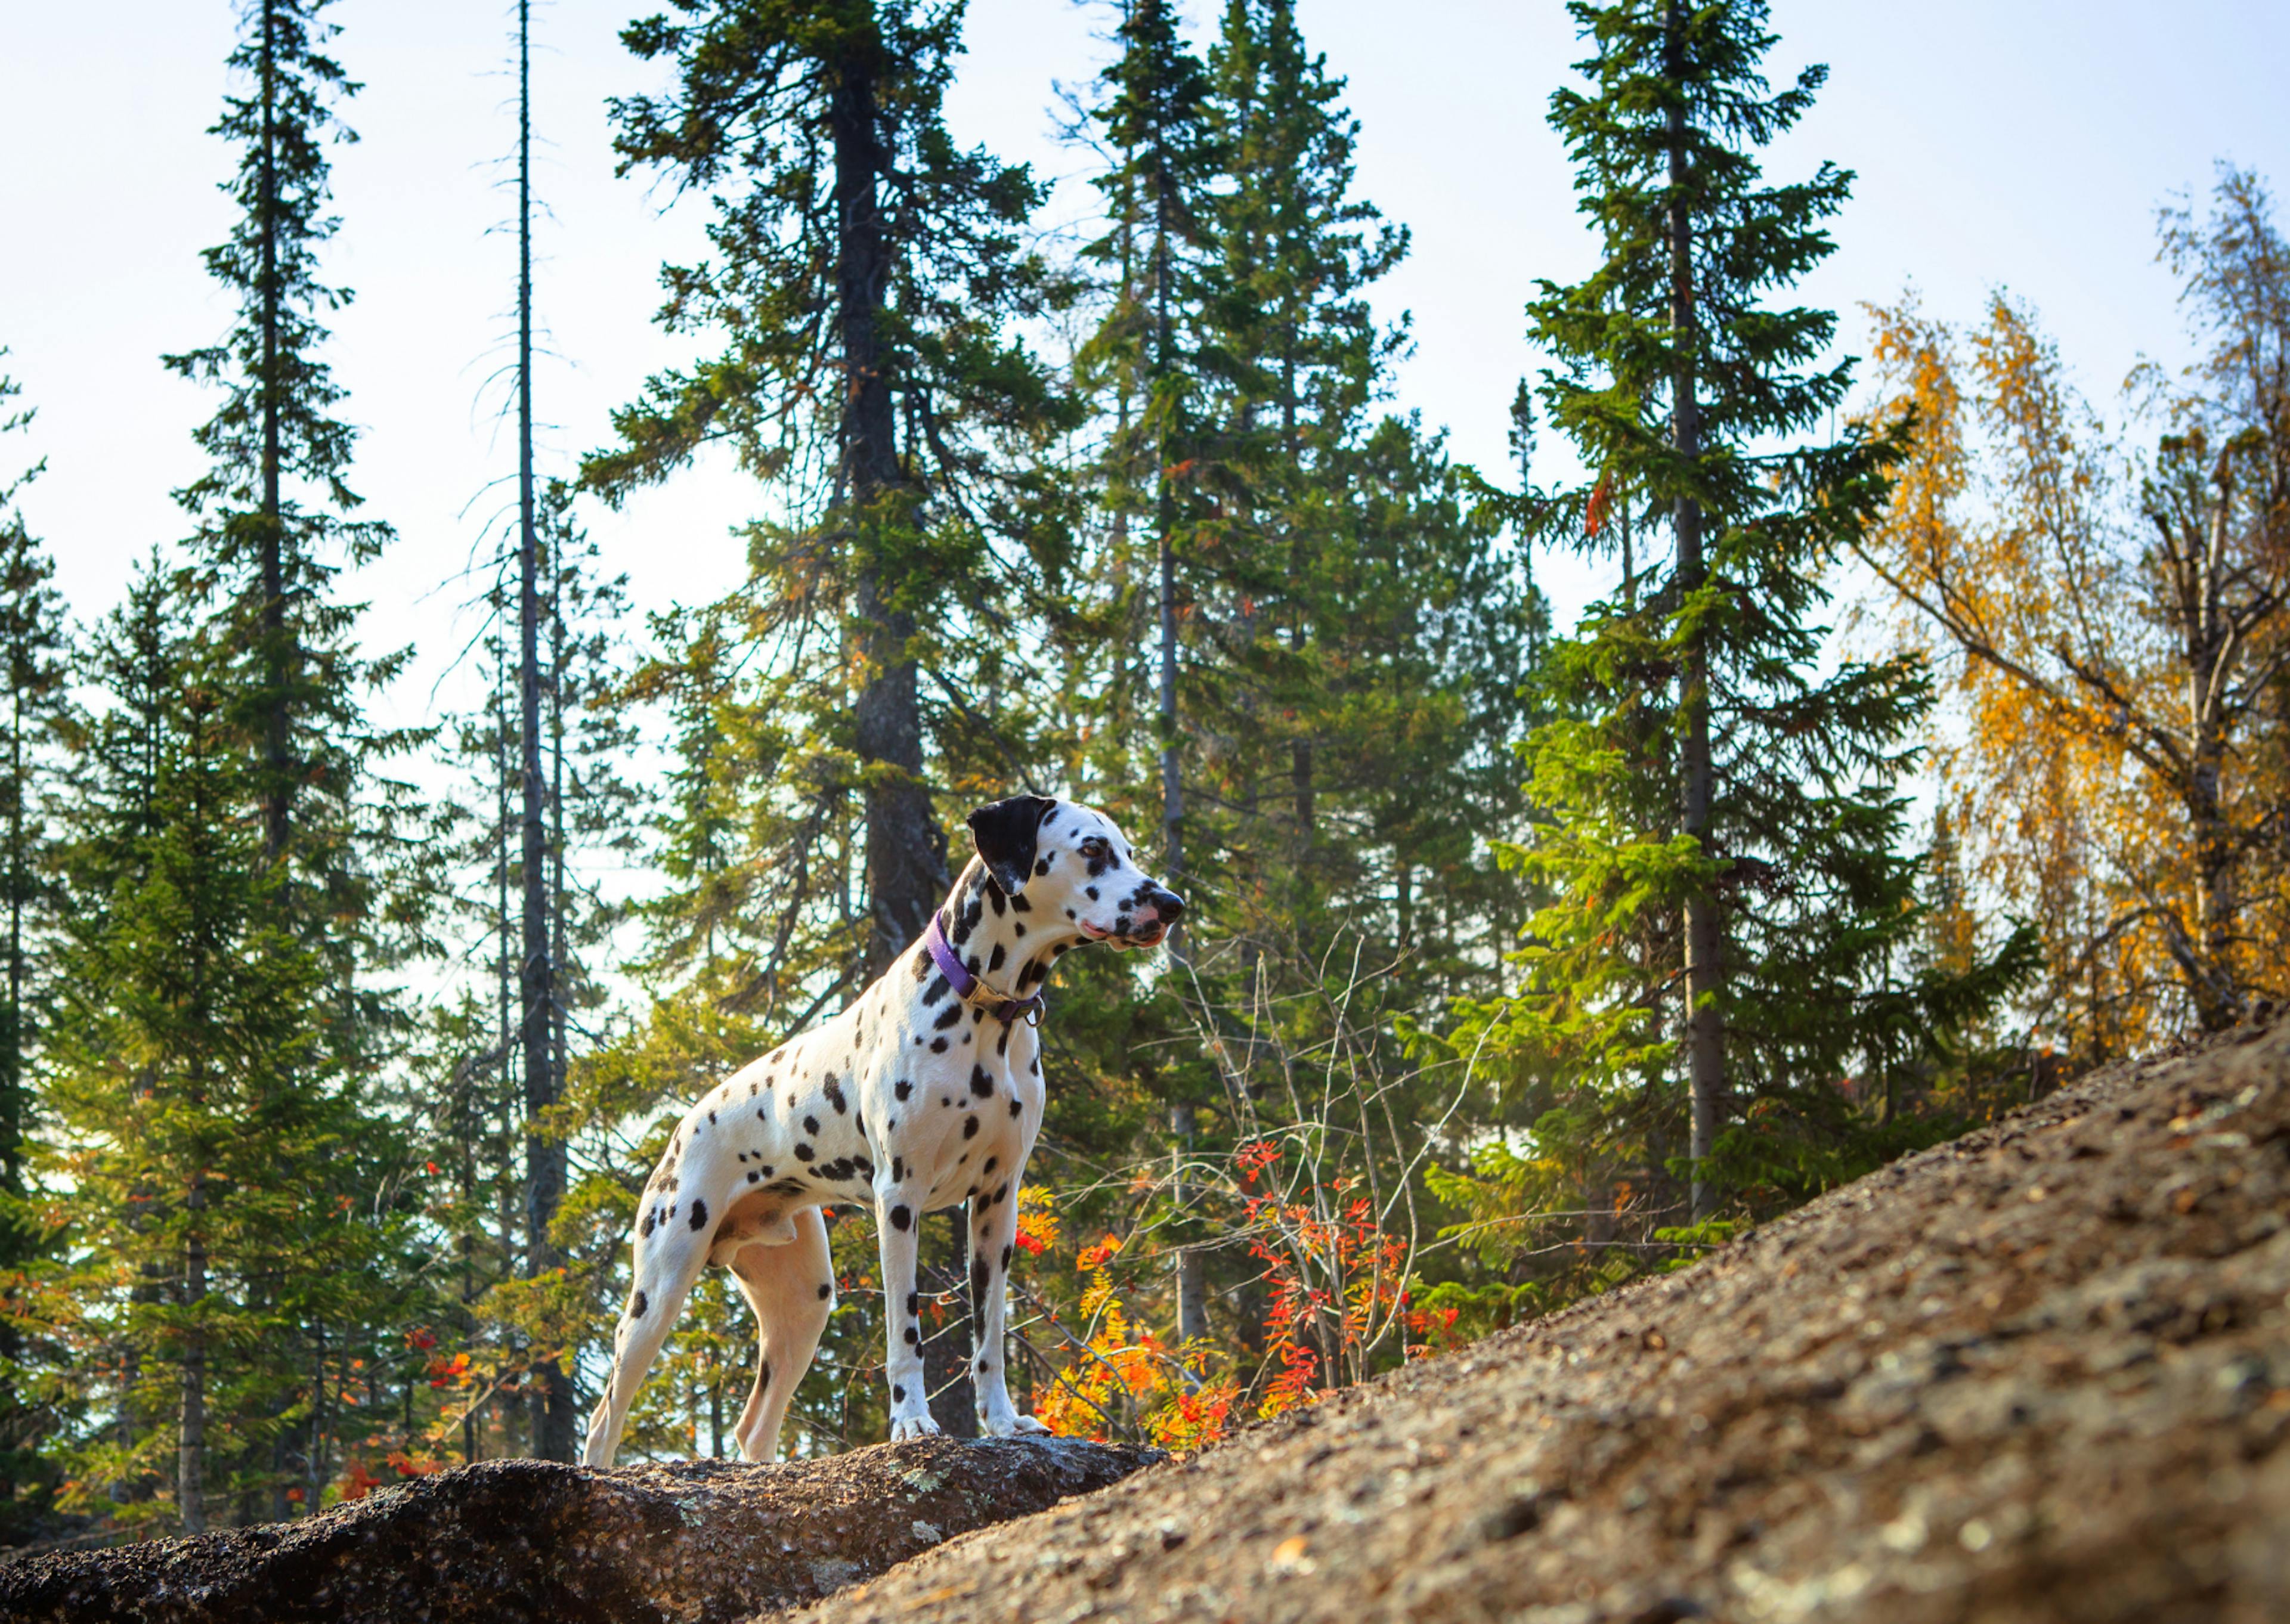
931, 857, 1088, 1002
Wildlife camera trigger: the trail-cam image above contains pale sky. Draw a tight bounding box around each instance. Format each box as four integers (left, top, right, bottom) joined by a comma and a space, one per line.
3, 0, 2286, 738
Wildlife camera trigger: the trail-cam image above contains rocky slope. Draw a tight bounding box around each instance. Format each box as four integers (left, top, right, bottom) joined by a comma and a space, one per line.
769, 1014, 2290, 1624
0, 1436, 1156, 1624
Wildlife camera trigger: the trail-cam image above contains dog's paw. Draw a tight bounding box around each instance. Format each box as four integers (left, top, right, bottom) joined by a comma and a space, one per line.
889, 1413, 943, 1442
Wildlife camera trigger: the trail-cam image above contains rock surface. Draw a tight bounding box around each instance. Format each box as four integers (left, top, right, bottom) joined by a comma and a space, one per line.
0, 1435, 1157, 1624
768, 1015, 2290, 1624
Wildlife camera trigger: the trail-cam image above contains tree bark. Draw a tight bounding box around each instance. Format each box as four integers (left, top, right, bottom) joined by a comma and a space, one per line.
256, 1, 290, 868
833, 38, 946, 979
1666, 1, 1725, 1222
515, 0, 575, 1463
1172, 1102, 1208, 1345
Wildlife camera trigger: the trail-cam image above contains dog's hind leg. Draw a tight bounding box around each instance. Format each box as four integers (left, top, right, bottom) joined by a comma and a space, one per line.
726, 1205, 833, 1463
581, 1188, 716, 1468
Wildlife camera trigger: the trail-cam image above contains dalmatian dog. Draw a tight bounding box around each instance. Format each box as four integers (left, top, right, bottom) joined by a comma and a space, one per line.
580, 795, 1183, 1465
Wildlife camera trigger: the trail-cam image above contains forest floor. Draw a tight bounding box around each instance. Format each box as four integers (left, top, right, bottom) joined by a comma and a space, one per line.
6, 1011, 2286, 1623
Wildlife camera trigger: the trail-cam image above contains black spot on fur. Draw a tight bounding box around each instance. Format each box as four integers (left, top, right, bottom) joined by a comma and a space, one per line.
631, 1291, 648, 1319
891, 1155, 904, 1182
795, 1144, 814, 1161
923, 974, 949, 1006
903, 1325, 920, 1346
906, 1291, 920, 1317
1001, 1244, 1013, 1270
988, 943, 1007, 972
890, 1204, 912, 1231
933, 1002, 963, 1031
804, 1115, 821, 1136
963, 1115, 980, 1140
986, 881, 1007, 916
819, 1282, 833, 1300
824, 1077, 847, 1114
770, 1047, 785, 1064
747, 1170, 760, 1183
1013, 890, 1033, 910
707, 1109, 717, 1124
640, 1209, 656, 1238
912, 954, 930, 981
762, 1360, 772, 1389
1010, 1096, 1023, 1117
984, 1157, 998, 1174
969, 1257, 990, 1335
930, 1036, 949, 1053
979, 1358, 991, 1373
970, 1065, 994, 1098
965, 953, 982, 977
759, 1166, 773, 1178
1086, 885, 1099, 901
996, 1027, 1009, 1056
893, 1383, 906, 1402
689, 1200, 708, 1231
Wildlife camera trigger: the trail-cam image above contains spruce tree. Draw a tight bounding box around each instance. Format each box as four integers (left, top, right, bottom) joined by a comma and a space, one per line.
146, 0, 419, 1513
0, 356, 69, 1526
589, 0, 1076, 984
1498, 0, 2014, 1223
37, 568, 410, 1531
164, 0, 394, 890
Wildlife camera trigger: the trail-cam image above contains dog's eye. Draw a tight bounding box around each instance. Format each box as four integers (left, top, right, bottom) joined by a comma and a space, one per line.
1080, 836, 1107, 859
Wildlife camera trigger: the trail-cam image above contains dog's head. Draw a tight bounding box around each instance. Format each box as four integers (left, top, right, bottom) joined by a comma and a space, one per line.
965, 795, 1184, 951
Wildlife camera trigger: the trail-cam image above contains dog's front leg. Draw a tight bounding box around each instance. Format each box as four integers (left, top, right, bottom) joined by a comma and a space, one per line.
872, 1171, 940, 1440
968, 1184, 1050, 1437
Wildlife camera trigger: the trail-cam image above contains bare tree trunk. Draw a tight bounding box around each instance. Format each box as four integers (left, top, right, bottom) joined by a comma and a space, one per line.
514, 0, 575, 1463
255, 1, 290, 867
1666, 1, 1725, 1222
1172, 1102, 1207, 1345
179, 1189, 207, 1533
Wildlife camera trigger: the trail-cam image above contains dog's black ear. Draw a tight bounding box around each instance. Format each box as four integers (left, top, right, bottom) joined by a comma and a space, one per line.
967, 795, 1055, 897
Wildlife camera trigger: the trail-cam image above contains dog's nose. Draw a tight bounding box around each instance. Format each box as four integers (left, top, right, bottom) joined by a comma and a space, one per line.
1150, 888, 1185, 924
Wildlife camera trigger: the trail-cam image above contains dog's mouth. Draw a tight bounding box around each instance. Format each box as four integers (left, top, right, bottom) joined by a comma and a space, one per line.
1079, 920, 1168, 951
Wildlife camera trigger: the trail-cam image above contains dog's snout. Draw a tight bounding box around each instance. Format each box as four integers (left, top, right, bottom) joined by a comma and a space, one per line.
1150, 887, 1185, 924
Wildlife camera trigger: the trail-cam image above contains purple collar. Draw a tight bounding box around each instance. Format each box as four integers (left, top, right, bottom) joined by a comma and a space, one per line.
923, 912, 1045, 1027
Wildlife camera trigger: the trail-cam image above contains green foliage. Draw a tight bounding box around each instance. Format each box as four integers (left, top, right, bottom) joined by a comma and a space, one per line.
1439, 0, 2036, 1304
21, 569, 423, 1526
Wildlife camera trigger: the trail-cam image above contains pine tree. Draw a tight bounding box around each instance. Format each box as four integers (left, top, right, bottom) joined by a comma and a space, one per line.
163, 0, 394, 890
0, 356, 69, 1526
1494, 0, 2025, 1226
36, 568, 411, 1532
589, 0, 1076, 985
146, 0, 422, 1515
